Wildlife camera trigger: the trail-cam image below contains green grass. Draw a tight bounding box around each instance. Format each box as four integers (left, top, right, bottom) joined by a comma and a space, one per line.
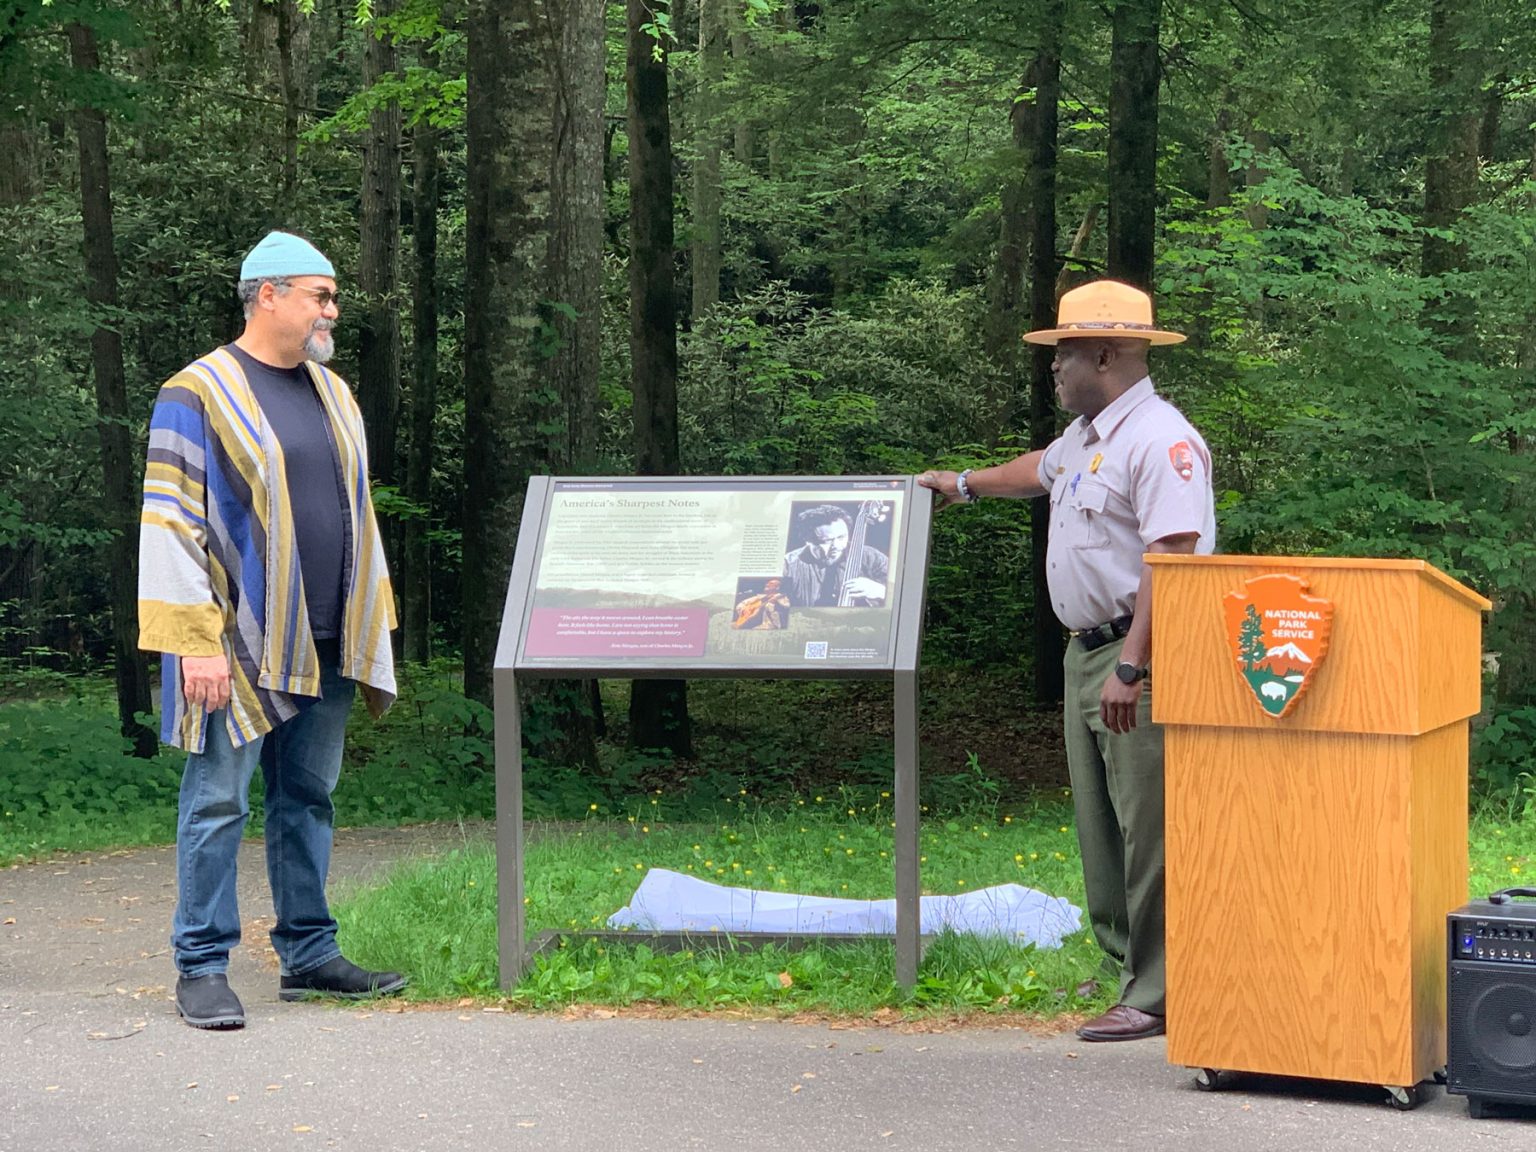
327, 800, 1536, 1020
12, 669, 1536, 1021
332, 799, 1106, 1017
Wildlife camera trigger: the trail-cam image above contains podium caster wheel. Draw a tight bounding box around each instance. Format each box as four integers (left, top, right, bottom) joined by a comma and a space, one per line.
1194, 1068, 1222, 1092
1433, 1066, 1447, 1085
1385, 1084, 1420, 1111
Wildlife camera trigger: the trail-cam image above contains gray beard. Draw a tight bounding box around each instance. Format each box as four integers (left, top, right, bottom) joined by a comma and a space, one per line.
305, 326, 335, 363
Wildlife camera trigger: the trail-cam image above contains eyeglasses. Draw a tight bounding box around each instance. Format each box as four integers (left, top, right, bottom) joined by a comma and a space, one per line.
291, 285, 342, 308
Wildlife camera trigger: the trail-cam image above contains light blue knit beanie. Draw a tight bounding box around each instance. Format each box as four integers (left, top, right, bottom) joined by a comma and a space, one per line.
239, 231, 335, 280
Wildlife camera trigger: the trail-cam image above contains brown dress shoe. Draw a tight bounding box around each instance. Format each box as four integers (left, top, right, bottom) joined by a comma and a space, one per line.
1076, 1004, 1166, 1042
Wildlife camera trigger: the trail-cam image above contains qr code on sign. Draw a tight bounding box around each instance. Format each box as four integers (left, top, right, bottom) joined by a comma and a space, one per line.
804, 642, 829, 660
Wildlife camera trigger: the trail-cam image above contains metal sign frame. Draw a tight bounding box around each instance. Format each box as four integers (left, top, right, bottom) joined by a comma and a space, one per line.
493, 475, 933, 989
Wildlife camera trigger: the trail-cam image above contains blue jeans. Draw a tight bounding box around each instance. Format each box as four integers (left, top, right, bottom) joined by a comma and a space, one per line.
173, 643, 356, 979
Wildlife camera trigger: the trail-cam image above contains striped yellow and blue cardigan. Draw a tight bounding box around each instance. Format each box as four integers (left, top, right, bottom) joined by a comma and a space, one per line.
138, 346, 397, 753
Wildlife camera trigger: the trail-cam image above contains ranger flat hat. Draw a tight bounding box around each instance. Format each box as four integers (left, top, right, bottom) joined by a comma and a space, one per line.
1022, 279, 1185, 346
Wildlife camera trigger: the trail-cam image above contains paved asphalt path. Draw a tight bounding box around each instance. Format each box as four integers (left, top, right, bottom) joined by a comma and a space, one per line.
1, 827, 1522, 1151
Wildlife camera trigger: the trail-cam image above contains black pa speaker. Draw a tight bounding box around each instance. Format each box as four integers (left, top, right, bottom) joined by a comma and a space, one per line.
1447, 890, 1536, 1117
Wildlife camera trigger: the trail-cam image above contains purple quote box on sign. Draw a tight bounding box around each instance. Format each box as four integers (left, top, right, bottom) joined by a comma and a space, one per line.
525, 607, 710, 659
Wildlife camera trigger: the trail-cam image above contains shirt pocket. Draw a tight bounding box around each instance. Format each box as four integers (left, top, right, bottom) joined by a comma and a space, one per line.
1064, 479, 1111, 549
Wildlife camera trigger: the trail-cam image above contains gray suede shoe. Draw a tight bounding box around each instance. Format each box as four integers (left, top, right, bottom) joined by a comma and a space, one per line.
176, 973, 246, 1030
279, 955, 408, 1002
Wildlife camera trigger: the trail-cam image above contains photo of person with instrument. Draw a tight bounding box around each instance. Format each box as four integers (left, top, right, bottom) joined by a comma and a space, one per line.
732, 577, 791, 630
781, 501, 893, 608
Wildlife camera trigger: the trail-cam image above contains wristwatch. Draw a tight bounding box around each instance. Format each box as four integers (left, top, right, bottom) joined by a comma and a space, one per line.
1114, 661, 1149, 685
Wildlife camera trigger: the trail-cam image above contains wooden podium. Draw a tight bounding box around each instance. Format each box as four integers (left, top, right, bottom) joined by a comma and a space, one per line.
1147, 555, 1490, 1100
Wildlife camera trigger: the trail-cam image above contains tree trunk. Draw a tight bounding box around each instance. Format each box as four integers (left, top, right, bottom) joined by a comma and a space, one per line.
626, 0, 691, 757
542, 0, 607, 765
548, 0, 604, 476
1242, 128, 1270, 232
766, 0, 792, 176
67, 21, 156, 758
1055, 203, 1100, 297
243, 0, 275, 96
1422, 0, 1482, 352
359, 5, 402, 500
1207, 100, 1232, 211
464, 0, 602, 769
691, 0, 724, 321
1026, 0, 1066, 705
983, 72, 1029, 374
244, 0, 308, 224
1478, 72, 1504, 165
730, 20, 754, 167
0, 117, 36, 205
402, 83, 440, 665
464, 0, 549, 705
273, 0, 303, 220
1107, 0, 1160, 290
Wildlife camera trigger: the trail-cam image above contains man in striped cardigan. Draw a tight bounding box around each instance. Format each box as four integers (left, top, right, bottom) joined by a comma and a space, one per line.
139, 232, 405, 1030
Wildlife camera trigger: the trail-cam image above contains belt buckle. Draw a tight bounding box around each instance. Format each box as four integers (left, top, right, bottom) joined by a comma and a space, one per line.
1077, 617, 1129, 653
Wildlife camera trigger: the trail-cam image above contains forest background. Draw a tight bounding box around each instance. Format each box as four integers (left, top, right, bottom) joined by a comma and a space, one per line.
4, 0, 1536, 828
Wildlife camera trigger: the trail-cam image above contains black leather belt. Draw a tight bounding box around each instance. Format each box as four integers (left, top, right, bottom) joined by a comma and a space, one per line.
1073, 614, 1133, 652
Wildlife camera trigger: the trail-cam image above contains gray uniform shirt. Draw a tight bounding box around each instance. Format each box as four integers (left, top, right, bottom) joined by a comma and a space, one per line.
1038, 377, 1215, 631
227, 344, 351, 640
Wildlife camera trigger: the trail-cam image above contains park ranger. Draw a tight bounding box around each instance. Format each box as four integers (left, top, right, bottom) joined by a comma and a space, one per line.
919, 279, 1216, 1042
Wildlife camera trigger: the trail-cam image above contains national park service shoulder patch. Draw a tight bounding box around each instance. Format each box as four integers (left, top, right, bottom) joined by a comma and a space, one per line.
1168, 441, 1195, 481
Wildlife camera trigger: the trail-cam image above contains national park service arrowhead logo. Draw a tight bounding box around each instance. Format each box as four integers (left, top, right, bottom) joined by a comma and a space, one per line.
1223, 574, 1333, 718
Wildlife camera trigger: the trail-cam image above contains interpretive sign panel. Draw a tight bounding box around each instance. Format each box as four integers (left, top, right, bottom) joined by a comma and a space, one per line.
494, 474, 933, 991
513, 476, 919, 675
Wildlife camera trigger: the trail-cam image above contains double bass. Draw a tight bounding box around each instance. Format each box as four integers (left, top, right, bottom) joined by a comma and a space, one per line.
836, 499, 891, 607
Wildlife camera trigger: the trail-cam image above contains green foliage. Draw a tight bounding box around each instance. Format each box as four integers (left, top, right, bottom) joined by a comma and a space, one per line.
0, 693, 183, 860
638, 0, 676, 61
908, 933, 1052, 1012
9, 0, 1536, 771
677, 282, 1036, 665
336, 660, 496, 824
1475, 704, 1536, 802
0, 664, 500, 862
1159, 152, 1536, 594
307, 0, 467, 140
680, 281, 995, 476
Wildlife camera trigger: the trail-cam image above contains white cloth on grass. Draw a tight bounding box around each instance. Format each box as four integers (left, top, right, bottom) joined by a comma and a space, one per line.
607, 868, 1083, 949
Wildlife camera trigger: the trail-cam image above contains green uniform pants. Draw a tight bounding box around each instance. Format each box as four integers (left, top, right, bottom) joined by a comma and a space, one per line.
1063, 637, 1166, 1016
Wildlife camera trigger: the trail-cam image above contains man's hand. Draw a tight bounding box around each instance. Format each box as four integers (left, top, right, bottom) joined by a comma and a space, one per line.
1100, 674, 1142, 735
841, 577, 887, 602
182, 654, 231, 714
917, 470, 966, 509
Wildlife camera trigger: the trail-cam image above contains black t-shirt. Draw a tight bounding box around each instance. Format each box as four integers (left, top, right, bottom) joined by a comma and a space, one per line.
227, 344, 350, 640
